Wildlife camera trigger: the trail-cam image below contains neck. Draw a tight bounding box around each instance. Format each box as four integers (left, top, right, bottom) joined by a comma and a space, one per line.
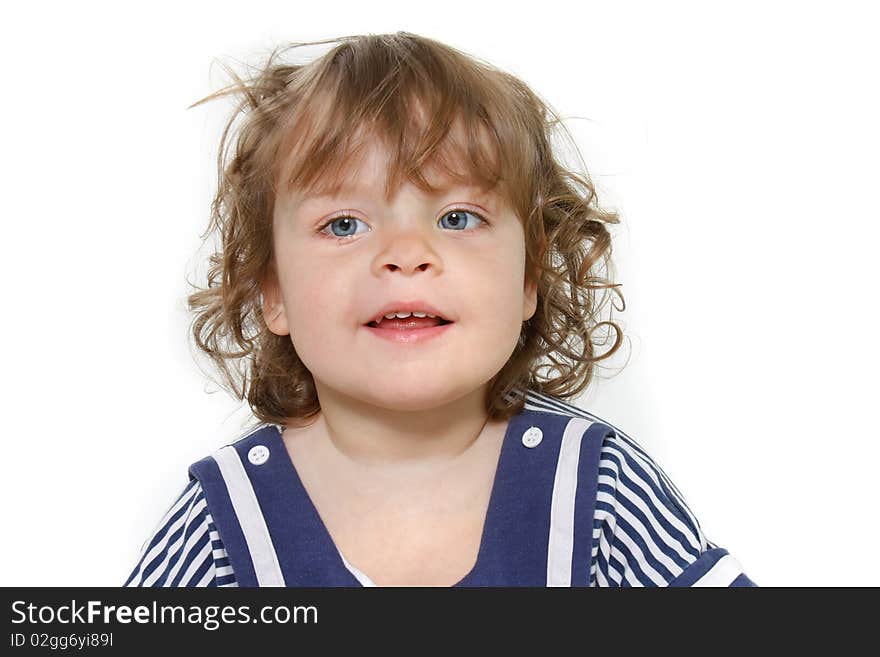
300, 382, 495, 476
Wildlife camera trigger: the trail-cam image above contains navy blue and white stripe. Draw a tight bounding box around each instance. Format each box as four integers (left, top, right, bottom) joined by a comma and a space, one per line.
124, 479, 237, 587
125, 388, 756, 587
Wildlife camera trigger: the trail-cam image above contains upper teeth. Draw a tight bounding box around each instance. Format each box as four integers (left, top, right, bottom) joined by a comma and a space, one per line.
383, 311, 438, 320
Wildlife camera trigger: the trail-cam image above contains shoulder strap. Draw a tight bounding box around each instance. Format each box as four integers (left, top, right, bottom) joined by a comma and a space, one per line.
546, 417, 612, 586
188, 426, 286, 587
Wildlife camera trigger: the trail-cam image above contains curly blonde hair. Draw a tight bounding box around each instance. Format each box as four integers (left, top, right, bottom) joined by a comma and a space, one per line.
187, 31, 626, 427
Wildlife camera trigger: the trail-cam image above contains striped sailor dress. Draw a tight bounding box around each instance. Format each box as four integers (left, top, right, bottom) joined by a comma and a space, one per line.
124, 389, 758, 587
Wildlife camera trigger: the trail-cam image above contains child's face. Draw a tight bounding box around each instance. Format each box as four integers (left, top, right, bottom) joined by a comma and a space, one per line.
262, 137, 538, 412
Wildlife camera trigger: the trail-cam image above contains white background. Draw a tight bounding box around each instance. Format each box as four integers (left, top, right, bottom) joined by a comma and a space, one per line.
1, 0, 876, 587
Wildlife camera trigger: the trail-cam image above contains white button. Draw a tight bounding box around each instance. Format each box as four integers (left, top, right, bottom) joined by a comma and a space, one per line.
248, 445, 270, 465
522, 426, 543, 448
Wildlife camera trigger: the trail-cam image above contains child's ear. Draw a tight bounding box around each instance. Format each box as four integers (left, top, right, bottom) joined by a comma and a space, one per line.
260, 268, 290, 337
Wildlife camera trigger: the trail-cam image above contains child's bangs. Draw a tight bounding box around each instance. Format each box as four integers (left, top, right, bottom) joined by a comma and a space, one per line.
274, 74, 522, 212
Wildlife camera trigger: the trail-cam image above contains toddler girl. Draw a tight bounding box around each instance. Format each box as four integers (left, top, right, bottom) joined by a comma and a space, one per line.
125, 31, 757, 587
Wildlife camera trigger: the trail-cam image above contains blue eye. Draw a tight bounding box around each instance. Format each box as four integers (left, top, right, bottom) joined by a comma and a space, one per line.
318, 208, 487, 241
438, 209, 485, 231
320, 216, 368, 239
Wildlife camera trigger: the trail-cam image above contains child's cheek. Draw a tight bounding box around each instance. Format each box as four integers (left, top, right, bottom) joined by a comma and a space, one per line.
280, 258, 353, 353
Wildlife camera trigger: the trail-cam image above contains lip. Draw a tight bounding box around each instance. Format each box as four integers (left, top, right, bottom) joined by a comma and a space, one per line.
364, 299, 453, 325
364, 321, 454, 344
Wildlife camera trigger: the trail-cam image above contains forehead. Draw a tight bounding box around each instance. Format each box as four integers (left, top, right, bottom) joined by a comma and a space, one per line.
299, 179, 499, 205
288, 138, 503, 209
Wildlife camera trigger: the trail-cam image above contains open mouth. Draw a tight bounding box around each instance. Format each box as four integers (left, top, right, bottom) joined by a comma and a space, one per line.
365, 317, 454, 329
363, 316, 454, 344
